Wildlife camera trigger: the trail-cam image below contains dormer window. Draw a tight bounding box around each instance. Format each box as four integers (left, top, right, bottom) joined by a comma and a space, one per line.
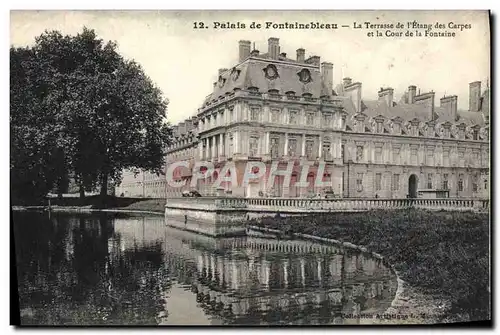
230, 68, 241, 81
376, 121, 384, 133
297, 69, 312, 83
218, 75, 226, 88
263, 64, 279, 80
285, 91, 295, 96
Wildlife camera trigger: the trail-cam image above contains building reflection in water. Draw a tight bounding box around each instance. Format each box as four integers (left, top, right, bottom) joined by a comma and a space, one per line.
14, 213, 398, 326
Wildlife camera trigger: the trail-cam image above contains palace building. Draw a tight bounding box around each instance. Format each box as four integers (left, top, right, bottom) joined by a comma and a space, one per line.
116, 37, 490, 199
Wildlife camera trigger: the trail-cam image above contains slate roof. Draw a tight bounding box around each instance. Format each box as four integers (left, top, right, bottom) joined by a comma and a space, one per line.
203, 58, 324, 105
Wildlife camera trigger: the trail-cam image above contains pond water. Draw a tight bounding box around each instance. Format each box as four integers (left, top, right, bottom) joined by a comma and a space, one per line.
13, 211, 398, 326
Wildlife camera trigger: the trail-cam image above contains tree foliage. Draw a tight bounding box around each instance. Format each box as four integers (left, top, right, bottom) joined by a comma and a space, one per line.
11, 28, 171, 204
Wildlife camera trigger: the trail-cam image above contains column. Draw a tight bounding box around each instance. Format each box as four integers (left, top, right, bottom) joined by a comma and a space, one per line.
284, 133, 289, 156
337, 139, 342, 158
266, 132, 270, 153
318, 136, 323, 158
300, 258, 306, 287
317, 258, 322, 284
301, 134, 306, 157
211, 136, 216, 159
219, 133, 224, 157
198, 140, 204, 160
234, 132, 240, 154
283, 260, 288, 288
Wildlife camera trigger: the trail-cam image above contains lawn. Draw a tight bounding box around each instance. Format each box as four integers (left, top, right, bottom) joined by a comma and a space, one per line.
249, 209, 490, 322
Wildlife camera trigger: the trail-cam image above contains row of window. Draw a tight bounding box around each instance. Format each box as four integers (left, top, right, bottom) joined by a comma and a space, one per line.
352, 144, 486, 166
199, 108, 345, 131
353, 172, 487, 192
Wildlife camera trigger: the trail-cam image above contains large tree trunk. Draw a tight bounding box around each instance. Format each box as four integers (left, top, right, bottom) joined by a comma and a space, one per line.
100, 173, 108, 198
79, 182, 85, 206
79, 183, 85, 199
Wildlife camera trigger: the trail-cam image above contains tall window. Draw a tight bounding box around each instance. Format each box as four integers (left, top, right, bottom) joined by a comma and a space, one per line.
270, 137, 279, 158
427, 173, 433, 189
392, 174, 400, 191
288, 138, 297, 156
356, 145, 364, 162
484, 177, 488, 190
410, 148, 418, 165
375, 173, 382, 191
289, 111, 298, 125
472, 174, 479, 193
271, 109, 280, 123
473, 130, 479, 140
323, 114, 332, 127
443, 149, 450, 166
249, 136, 259, 157
356, 173, 363, 192
322, 142, 331, 160
306, 140, 315, 159
250, 108, 260, 121
472, 151, 479, 165
342, 172, 345, 193
458, 174, 464, 192
458, 149, 465, 163
393, 147, 401, 164
427, 147, 435, 165
375, 146, 383, 163
306, 113, 314, 126
341, 144, 345, 162
442, 174, 449, 190
229, 110, 234, 122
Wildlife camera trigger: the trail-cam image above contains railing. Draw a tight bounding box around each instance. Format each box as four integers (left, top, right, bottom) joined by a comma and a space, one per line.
166, 197, 489, 212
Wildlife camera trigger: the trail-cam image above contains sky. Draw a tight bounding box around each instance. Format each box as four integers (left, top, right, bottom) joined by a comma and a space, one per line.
10, 10, 490, 124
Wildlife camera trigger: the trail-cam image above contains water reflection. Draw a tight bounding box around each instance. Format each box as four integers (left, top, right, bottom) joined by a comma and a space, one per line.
13, 212, 397, 326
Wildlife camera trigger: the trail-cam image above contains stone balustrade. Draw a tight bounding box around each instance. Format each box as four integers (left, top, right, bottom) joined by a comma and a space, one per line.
167, 197, 489, 213
165, 197, 489, 236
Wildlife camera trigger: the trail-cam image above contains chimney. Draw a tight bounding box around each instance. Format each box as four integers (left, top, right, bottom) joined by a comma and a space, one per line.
321, 62, 334, 97
414, 91, 435, 117
344, 82, 362, 113
440, 95, 458, 121
469, 81, 481, 112
178, 122, 186, 135
218, 68, 228, 76
305, 56, 321, 66
343, 77, 352, 87
296, 48, 305, 63
268, 37, 280, 60
238, 40, 251, 62
378, 87, 394, 107
408, 85, 417, 104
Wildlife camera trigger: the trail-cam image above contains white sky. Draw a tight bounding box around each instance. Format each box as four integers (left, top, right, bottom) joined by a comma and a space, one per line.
10, 10, 490, 124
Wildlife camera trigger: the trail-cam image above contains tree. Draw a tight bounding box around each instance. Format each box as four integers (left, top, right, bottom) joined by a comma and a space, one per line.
10, 28, 171, 203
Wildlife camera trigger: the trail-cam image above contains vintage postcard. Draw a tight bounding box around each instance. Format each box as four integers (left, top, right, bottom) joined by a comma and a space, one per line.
10, 10, 490, 326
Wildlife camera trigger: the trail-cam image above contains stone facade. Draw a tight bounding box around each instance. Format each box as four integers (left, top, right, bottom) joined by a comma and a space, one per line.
116, 37, 490, 199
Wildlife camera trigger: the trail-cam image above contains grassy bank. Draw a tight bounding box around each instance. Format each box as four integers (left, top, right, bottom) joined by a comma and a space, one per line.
43, 196, 166, 213
249, 209, 490, 322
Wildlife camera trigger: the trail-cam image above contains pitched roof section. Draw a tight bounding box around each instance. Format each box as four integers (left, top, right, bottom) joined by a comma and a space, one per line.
205, 59, 323, 101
